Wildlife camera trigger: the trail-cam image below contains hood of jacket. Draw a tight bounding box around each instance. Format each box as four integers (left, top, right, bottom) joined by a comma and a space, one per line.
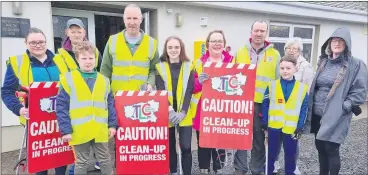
320, 27, 352, 62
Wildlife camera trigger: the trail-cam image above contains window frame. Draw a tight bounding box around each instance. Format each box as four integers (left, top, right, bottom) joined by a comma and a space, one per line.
269, 22, 315, 63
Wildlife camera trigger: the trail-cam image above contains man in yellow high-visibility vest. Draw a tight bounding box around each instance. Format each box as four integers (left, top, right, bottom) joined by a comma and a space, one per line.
100, 4, 159, 94
233, 20, 281, 175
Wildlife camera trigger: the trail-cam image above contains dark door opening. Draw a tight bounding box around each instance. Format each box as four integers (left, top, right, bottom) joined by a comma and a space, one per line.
94, 14, 146, 54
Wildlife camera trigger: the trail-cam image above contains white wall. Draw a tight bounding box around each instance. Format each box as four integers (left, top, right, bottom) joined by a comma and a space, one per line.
155, 3, 368, 65
1, 2, 54, 127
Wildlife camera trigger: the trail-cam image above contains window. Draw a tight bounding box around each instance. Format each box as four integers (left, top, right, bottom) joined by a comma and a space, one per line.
269, 22, 315, 62
52, 15, 89, 52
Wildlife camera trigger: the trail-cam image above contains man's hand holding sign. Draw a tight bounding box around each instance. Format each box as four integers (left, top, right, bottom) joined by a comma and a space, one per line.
199, 62, 256, 150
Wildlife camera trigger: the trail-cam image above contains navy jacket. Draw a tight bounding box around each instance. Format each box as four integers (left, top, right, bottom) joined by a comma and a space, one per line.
261, 77, 309, 131
56, 69, 117, 136
1, 49, 59, 116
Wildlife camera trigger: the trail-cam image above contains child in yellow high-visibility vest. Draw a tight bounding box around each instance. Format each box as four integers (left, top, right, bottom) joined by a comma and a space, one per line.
261, 55, 309, 175
56, 41, 117, 174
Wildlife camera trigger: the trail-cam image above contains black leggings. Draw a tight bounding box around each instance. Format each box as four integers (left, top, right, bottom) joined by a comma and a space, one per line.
196, 131, 225, 172
315, 139, 341, 175
313, 114, 341, 175
169, 126, 192, 175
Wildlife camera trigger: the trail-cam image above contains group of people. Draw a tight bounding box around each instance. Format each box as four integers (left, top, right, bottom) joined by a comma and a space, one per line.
2, 3, 367, 175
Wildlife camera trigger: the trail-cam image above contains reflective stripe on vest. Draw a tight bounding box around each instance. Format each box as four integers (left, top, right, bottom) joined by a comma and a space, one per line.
235, 45, 279, 103
8, 54, 33, 125
55, 48, 99, 74
109, 32, 157, 93
61, 70, 109, 145
9, 54, 33, 86
156, 61, 192, 126
187, 59, 203, 120
268, 80, 307, 134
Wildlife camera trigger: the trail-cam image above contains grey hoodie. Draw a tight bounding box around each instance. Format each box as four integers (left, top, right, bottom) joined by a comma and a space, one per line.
305, 27, 368, 144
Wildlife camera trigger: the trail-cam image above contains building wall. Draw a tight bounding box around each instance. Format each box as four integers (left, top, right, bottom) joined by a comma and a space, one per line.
1, 2, 54, 152
155, 3, 367, 66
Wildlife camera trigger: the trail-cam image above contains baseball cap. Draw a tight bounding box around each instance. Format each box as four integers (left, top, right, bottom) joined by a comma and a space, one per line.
66, 18, 85, 29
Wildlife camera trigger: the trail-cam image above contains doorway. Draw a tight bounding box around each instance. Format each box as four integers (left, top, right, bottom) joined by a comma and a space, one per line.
94, 14, 147, 54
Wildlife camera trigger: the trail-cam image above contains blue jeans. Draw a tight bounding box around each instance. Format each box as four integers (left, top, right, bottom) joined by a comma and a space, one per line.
35, 165, 67, 175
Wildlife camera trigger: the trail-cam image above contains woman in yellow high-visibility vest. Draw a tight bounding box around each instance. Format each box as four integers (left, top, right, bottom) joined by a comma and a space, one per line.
155, 36, 195, 175
1, 28, 68, 175
261, 55, 308, 175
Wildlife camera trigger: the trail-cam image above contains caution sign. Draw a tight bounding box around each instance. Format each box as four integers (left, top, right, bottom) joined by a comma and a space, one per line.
27, 82, 74, 173
114, 90, 169, 174
200, 63, 256, 150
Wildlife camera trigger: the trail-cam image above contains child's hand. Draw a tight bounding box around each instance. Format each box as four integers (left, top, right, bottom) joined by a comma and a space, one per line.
109, 128, 116, 138
62, 134, 72, 142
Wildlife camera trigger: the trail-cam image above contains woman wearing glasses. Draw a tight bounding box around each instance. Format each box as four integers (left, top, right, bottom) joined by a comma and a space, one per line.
1, 28, 67, 175
192, 30, 234, 174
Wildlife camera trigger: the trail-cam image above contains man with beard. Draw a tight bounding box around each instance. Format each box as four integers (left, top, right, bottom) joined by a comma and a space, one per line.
101, 4, 159, 94
233, 20, 281, 175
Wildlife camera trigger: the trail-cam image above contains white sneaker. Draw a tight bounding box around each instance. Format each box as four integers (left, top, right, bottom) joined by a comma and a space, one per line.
294, 166, 301, 175
273, 160, 280, 173
94, 162, 100, 170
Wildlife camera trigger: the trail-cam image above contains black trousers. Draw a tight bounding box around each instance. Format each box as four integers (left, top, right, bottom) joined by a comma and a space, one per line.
312, 114, 341, 175
169, 126, 192, 175
196, 131, 226, 172
315, 139, 341, 175
35, 166, 67, 175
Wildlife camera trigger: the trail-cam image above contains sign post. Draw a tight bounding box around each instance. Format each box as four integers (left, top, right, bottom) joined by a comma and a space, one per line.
199, 63, 257, 150
114, 90, 169, 174
27, 82, 74, 173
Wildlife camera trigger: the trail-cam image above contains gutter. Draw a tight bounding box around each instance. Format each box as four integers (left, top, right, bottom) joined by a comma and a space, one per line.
273, 2, 368, 16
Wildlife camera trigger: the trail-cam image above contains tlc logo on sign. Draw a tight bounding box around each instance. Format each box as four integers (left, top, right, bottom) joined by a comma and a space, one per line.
40, 96, 57, 113
211, 73, 247, 96
124, 100, 159, 123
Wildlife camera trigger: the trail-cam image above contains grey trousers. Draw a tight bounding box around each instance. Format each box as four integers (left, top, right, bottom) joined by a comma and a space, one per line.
234, 103, 265, 174
73, 139, 113, 174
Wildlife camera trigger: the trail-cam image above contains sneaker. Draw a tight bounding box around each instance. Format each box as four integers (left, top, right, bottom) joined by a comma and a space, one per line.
94, 162, 100, 170
294, 166, 301, 175
69, 164, 75, 175
274, 161, 280, 173
200, 169, 209, 174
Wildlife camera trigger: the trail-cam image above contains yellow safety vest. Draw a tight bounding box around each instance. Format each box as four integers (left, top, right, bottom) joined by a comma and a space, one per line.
234, 45, 280, 103
8, 53, 62, 125
155, 61, 193, 127
187, 59, 203, 120
268, 80, 308, 134
53, 48, 99, 74
108, 32, 157, 94
59, 70, 110, 145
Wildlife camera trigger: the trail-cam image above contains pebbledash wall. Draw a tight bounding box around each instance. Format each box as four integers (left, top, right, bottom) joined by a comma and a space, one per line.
1, 1, 367, 152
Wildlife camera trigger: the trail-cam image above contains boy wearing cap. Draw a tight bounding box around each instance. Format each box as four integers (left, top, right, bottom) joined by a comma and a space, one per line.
53, 18, 102, 74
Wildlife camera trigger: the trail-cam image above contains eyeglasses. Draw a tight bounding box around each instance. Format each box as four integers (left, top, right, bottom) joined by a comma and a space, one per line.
209, 40, 224, 44
331, 38, 344, 44
285, 47, 299, 52
28, 41, 46, 47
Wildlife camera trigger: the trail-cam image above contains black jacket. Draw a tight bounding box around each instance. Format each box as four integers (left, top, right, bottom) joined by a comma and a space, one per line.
155, 62, 194, 113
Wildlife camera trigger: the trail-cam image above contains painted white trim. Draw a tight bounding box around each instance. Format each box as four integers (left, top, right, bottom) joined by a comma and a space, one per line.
182, 2, 367, 24
269, 22, 316, 63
